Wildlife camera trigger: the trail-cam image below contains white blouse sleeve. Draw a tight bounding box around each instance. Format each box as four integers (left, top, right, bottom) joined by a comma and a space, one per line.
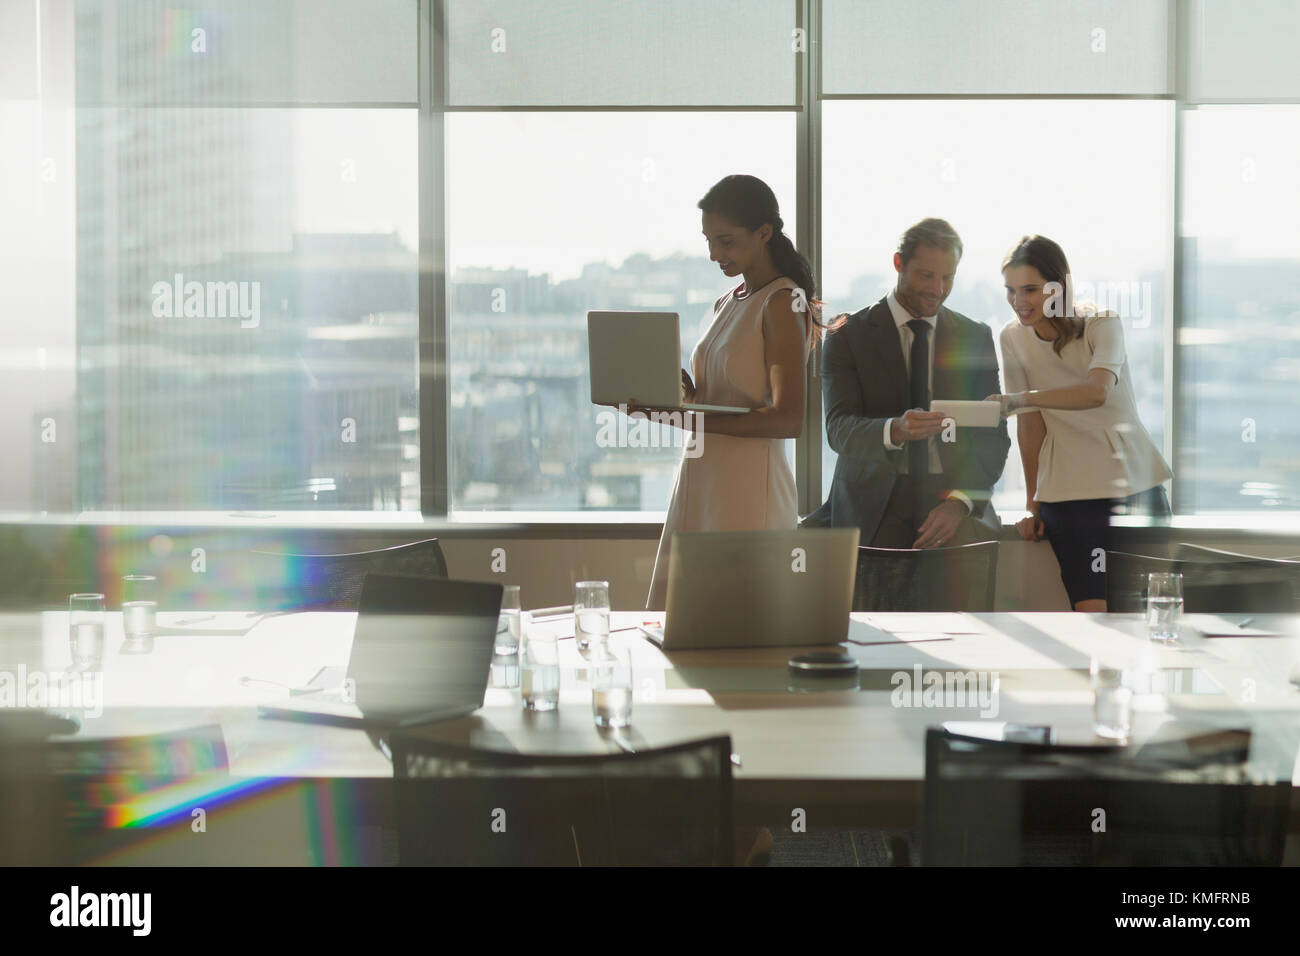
999, 324, 1029, 394
1086, 314, 1126, 379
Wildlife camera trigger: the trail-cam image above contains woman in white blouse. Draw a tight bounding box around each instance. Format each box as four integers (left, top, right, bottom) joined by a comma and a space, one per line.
990, 235, 1171, 611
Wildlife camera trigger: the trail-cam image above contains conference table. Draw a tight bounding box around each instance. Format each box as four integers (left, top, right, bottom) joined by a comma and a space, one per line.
3, 608, 1300, 861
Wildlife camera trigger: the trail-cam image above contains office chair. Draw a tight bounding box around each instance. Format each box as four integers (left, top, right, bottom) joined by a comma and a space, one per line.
1106, 550, 1299, 613
921, 727, 1289, 866
245, 537, 449, 611
0, 714, 68, 864
1174, 543, 1300, 564
389, 734, 734, 866
853, 541, 998, 612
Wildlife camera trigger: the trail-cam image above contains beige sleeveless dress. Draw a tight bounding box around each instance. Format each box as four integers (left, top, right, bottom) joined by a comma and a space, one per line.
646, 277, 810, 609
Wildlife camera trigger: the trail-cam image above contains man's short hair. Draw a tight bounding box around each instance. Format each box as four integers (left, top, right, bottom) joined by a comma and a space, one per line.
897, 218, 963, 266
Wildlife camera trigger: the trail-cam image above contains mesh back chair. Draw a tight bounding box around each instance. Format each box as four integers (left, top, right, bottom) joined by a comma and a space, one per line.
1175, 543, 1300, 564
246, 538, 449, 611
853, 541, 998, 612
1106, 550, 1299, 614
923, 728, 1289, 866
390, 734, 734, 866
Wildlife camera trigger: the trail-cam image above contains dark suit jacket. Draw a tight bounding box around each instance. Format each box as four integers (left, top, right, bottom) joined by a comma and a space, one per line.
806, 296, 1010, 540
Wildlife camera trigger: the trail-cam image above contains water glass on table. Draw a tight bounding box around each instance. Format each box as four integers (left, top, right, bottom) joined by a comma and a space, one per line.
1146, 572, 1184, 644
121, 574, 157, 604
119, 574, 158, 653
69, 593, 106, 672
574, 580, 611, 656
496, 585, 522, 655
120, 601, 157, 653
1090, 657, 1133, 741
520, 614, 559, 712
591, 644, 633, 729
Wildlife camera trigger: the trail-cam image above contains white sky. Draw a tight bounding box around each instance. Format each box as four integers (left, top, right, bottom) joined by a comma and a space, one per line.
287, 103, 1300, 299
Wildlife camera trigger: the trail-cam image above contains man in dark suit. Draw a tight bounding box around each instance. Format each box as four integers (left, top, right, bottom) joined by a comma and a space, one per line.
805, 219, 1009, 547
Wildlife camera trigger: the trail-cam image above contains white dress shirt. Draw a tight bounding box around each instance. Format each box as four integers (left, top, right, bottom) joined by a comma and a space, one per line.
880, 291, 972, 513
1000, 312, 1171, 502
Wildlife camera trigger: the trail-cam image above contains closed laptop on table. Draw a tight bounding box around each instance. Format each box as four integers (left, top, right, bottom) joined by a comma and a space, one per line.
259, 574, 501, 730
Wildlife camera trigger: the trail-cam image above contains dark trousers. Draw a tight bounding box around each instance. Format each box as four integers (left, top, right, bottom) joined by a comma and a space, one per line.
1038, 485, 1172, 606
869, 475, 993, 549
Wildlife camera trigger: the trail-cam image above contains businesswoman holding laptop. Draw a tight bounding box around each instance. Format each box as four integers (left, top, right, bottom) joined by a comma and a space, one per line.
990, 235, 1171, 612
645, 174, 820, 609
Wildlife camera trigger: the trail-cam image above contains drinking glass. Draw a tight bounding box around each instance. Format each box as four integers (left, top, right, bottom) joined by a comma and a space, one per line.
590, 644, 633, 729
119, 575, 158, 654
496, 585, 522, 655
1146, 572, 1184, 644
574, 580, 611, 656
121, 574, 157, 605
69, 593, 106, 672
1090, 657, 1133, 740
520, 614, 559, 712
122, 600, 157, 641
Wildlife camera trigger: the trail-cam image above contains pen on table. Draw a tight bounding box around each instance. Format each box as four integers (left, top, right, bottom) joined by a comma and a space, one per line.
1237, 616, 1255, 629
174, 614, 216, 625
528, 605, 573, 620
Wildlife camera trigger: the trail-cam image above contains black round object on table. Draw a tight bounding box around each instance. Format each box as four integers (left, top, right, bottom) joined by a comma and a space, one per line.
787, 652, 859, 675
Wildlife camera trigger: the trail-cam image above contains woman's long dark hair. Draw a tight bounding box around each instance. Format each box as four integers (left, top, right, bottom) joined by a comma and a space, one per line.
698, 174, 826, 332
1001, 234, 1084, 355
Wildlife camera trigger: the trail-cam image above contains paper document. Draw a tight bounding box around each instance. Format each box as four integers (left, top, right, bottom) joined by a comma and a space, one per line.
1184, 614, 1286, 637
846, 615, 955, 646
857, 612, 981, 635
155, 611, 269, 635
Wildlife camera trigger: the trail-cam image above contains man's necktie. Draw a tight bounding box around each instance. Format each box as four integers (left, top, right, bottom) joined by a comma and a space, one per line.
906, 318, 931, 484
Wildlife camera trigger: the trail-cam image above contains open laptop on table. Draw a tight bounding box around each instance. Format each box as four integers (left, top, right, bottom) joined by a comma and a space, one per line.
587, 310, 748, 414
259, 574, 502, 730
641, 528, 860, 650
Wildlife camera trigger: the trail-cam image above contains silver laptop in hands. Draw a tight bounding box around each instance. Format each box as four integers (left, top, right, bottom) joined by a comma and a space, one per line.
587, 311, 748, 414
644, 529, 860, 650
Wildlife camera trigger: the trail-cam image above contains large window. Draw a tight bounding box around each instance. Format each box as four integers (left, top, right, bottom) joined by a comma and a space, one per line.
75, 107, 420, 511
2, 0, 1296, 523
820, 100, 1173, 516
445, 112, 794, 514
70, 0, 421, 512
1177, 106, 1300, 512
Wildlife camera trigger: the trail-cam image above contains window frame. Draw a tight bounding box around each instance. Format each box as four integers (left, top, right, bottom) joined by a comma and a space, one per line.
59, 0, 1300, 526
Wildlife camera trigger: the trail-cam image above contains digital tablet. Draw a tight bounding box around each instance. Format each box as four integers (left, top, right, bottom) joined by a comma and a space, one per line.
930, 399, 1001, 427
